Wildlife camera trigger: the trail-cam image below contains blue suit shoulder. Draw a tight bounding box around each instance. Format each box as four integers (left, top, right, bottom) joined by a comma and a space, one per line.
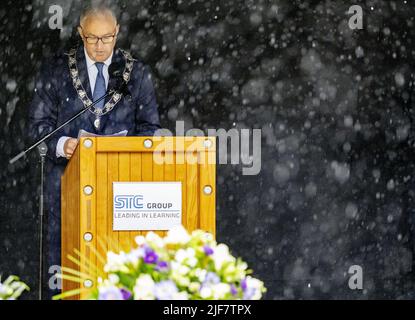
41, 48, 69, 70
34, 49, 71, 88
121, 49, 156, 82
116, 49, 161, 135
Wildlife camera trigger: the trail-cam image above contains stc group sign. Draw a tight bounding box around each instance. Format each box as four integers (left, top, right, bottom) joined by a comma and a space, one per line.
113, 182, 182, 231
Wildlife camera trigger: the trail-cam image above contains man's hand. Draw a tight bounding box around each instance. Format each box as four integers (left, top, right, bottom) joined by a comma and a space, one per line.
64, 138, 78, 159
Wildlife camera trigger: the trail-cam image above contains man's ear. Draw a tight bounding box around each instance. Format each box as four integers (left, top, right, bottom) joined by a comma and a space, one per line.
116, 24, 120, 35
77, 26, 83, 38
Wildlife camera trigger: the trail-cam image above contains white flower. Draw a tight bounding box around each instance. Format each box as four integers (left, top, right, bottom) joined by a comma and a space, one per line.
152, 281, 189, 300
223, 263, 246, 282
211, 244, 235, 271
108, 274, 120, 285
175, 248, 197, 267
135, 235, 146, 246
178, 265, 191, 275
189, 282, 201, 293
0, 284, 9, 296
202, 233, 214, 242
200, 286, 212, 299
238, 262, 248, 271
98, 282, 123, 300
104, 251, 129, 273
187, 257, 198, 267
224, 263, 236, 274
170, 274, 190, 287
170, 262, 190, 276
190, 229, 213, 244
243, 276, 265, 300
177, 277, 191, 287
0, 284, 13, 299
174, 291, 189, 300
212, 283, 231, 299
195, 268, 207, 282
164, 225, 191, 245
154, 280, 179, 300
133, 274, 155, 300
145, 232, 165, 248
0, 277, 29, 300
125, 247, 145, 266
170, 262, 191, 287
175, 249, 189, 263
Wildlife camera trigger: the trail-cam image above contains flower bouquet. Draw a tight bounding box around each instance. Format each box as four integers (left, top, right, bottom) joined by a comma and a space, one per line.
0, 276, 29, 300
93, 226, 266, 300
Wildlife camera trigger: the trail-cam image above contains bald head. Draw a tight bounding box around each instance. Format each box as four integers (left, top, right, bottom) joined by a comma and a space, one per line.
78, 4, 120, 62
80, 4, 118, 28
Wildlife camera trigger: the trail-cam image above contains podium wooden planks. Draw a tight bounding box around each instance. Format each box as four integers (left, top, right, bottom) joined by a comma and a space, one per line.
60, 136, 216, 299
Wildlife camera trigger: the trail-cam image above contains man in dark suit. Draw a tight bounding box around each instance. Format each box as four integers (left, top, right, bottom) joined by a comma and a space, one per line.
28, 4, 161, 299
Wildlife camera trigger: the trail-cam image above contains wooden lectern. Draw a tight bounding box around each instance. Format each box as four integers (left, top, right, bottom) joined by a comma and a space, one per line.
60, 136, 216, 299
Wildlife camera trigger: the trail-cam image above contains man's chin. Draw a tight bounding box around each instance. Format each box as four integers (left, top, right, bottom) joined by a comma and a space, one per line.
93, 53, 108, 61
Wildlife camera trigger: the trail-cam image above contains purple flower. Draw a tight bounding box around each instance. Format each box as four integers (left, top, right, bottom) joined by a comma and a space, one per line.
154, 280, 179, 300
241, 278, 247, 291
120, 288, 132, 300
240, 278, 257, 300
203, 245, 214, 256
203, 272, 220, 286
98, 286, 123, 300
143, 247, 158, 264
230, 284, 238, 296
243, 287, 257, 300
155, 261, 169, 271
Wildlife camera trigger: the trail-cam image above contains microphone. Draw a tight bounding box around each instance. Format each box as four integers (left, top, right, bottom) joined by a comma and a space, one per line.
108, 61, 123, 78
109, 62, 131, 98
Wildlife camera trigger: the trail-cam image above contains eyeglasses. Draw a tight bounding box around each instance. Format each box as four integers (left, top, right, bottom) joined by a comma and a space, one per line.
80, 26, 117, 44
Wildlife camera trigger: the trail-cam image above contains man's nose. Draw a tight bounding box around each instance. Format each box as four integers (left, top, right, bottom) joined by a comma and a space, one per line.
96, 40, 104, 50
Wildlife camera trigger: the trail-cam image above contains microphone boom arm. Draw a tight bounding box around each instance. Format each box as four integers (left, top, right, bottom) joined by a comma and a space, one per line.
9, 89, 115, 164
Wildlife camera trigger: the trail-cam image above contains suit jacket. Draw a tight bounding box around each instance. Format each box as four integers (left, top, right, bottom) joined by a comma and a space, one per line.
27, 45, 161, 220
28, 45, 161, 166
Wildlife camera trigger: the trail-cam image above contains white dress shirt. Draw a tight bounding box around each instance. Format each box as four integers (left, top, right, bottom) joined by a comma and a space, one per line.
56, 48, 113, 158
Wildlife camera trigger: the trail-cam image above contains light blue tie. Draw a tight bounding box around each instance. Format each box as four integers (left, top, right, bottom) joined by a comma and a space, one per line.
93, 62, 106, 110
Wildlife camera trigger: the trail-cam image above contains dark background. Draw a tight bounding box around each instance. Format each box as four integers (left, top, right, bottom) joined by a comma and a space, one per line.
2, 0, 415, 299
